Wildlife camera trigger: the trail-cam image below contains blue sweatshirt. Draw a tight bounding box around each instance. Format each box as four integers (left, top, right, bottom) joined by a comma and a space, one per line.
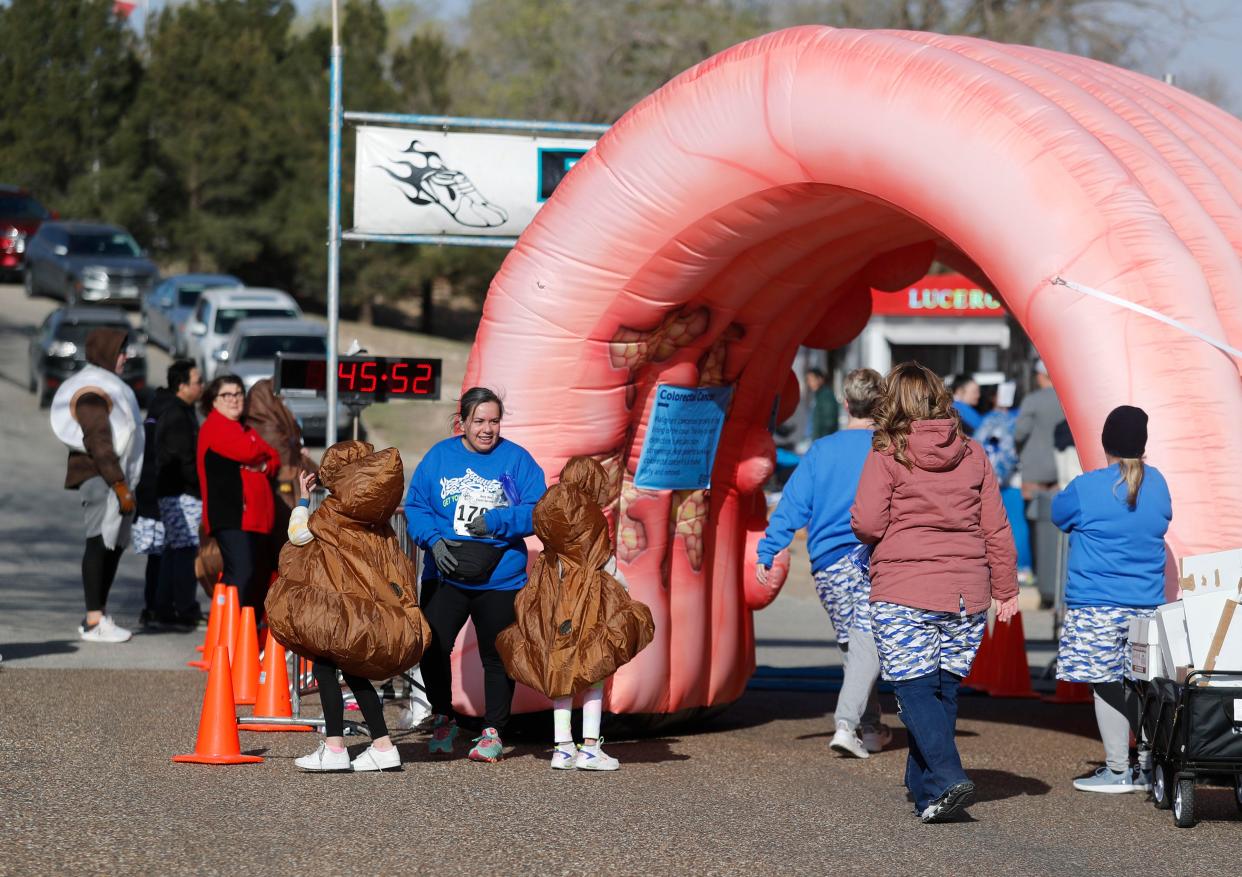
404, 436, 546, 591
1052, 463, 1171, 609
757, 428, 873, 573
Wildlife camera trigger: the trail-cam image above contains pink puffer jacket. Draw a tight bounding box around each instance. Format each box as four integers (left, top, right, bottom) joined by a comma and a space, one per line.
850, 419, 1018, 614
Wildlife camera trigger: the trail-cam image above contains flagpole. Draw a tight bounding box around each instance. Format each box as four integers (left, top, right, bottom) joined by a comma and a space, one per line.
325, 0, 342, 444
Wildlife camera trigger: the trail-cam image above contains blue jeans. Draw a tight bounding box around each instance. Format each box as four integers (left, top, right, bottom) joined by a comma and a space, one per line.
894, 669, 969, 811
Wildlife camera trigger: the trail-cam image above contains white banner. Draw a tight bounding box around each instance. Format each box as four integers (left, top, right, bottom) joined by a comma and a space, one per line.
352, 125, 597, 237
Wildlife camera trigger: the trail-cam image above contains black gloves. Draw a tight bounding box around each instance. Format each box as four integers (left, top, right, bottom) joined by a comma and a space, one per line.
431, 538, 462, 575
465, 514, 490, 537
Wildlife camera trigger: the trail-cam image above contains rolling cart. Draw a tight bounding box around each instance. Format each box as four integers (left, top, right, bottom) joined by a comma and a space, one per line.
1139, 670, 1242, 827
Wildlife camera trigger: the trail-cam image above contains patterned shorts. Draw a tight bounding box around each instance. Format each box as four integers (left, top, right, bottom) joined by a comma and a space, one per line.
159, 495, 202, 550
812, 547, 872, 644
130, 515, 165, 555
871, 601, 988, 682
1056, 606, 1154, 683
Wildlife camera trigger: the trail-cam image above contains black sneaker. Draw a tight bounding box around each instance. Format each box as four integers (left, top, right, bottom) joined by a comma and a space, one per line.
920, 781, 976, 823
138, 608, 159, 629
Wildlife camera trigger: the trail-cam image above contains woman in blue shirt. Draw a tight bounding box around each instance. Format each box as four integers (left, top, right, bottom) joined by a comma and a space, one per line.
1052, 405, 1171, 794
405, 388, 546, 762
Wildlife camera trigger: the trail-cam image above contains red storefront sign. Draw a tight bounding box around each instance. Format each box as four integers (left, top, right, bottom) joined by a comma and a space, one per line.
871, 273, 1006, 318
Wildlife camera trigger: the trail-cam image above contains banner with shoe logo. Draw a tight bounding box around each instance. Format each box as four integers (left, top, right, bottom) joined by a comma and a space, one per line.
352, 125, 597, 238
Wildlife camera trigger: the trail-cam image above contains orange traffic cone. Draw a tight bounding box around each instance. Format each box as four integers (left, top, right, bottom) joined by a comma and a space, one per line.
962, 621, 994, 692
232, 607, 261, 706
172, 644, 263, 765
1044, 680, 1094, 704
220, 585, 241, 663
188, 583, 227, 670
985, 611, 1039, 698
195, 574, 226, 653
238, 640, 315, 732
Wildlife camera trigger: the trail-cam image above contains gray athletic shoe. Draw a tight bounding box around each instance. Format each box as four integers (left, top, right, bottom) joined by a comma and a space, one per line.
1073, 766, 1138, 794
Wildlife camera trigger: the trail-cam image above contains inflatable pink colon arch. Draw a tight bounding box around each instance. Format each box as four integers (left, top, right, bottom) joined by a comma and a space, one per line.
448, 26, 1242, 717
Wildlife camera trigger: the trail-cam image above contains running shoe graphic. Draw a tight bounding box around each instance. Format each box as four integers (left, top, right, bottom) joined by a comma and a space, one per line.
378, 140, 509, 229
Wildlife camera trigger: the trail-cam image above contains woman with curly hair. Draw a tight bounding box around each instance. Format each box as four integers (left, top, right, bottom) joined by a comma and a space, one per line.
851, 362, 1019, 824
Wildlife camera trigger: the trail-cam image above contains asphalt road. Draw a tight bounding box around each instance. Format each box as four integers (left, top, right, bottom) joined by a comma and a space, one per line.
1, 282, 1239, 875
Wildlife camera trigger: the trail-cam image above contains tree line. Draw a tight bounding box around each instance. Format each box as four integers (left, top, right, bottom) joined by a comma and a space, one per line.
0, 0, 1224, 333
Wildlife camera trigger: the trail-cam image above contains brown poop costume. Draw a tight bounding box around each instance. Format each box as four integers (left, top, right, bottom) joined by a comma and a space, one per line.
497, 456, 654, 699
265, 441, 430, 679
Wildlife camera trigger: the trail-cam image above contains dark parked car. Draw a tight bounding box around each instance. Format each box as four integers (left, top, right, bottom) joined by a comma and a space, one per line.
24, 221, 157, 306
0, 185, 52, 280
28, 306, 147, 408
142, 273, 242, 356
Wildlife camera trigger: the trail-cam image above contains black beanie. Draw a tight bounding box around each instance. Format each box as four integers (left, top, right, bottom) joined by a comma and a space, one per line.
1101, 405, 1147, 459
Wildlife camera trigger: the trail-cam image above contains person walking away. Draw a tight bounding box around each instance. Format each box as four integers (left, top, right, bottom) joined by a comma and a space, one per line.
1014, 359, 1065, 606
1053, 406, 1170, 793
973, 381, 1034, 584
196, 374, 280, 610
154, 359, 206, 627
757, 367, 890, 758
851, 362, 1019, 823
950, 375, 982, 436
49, 327, 143, 643
404, 388, 546, 762
266, 448, 431, 773
806, 367, 839, 440
134, 381, 176, 628
496, 456, 654, 770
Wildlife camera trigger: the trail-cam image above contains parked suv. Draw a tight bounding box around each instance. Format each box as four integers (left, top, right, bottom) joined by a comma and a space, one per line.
219, 318, 358, 444
184, 287, 301, 379
24, 221, 157, 306
0, 185, 53, 280
142, 273, 242, 356
28, 306, 147, 407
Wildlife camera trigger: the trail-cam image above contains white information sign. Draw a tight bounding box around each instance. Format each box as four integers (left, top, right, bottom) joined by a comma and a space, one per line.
352, 125, 596, 237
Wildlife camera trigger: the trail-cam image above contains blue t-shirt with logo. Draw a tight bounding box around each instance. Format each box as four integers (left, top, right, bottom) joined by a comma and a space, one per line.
404, 436, 546, 591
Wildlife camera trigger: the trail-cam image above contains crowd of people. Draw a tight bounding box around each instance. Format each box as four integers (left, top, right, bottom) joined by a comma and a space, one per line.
50, 328, 1171, 821
759, 362, 1169, 822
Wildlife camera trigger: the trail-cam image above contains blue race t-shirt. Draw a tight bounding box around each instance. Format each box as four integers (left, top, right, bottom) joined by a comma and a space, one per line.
1052, 463, 1172, 608
404, 436, 546, 591
757, 428, 873, 573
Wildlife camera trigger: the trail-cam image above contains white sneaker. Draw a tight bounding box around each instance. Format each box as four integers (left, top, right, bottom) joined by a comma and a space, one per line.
295, 741, 351, 772
79, 616, 132, 643
829, 721, 869, 759
352, 744, 401, 772
575, 744, 620, 771
551, 744, 578, 770
862, 724, 893, 754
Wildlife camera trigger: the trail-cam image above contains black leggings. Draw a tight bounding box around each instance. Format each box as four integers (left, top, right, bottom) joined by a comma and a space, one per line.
215, 529, 272, 611
82, 535, 124, 613
419, 578, 518, 731
143, 553, 161, 613
313, 658, 389, 740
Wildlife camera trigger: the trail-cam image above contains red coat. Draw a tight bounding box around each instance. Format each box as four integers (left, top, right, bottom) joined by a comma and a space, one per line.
197, 409, 281, 535
850, 419, 1018, 614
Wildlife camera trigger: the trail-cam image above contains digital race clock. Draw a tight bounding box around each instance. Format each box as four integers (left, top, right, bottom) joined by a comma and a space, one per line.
274, 353, 442, 401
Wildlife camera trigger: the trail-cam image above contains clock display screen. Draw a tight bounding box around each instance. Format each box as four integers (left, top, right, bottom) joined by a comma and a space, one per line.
275, 354, 442, 401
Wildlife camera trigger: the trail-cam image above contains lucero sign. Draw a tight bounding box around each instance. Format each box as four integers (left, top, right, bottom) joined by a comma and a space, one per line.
871, 274, 1007, 318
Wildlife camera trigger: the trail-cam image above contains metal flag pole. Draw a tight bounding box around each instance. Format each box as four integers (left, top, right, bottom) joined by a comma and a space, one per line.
325, 0, 343, 444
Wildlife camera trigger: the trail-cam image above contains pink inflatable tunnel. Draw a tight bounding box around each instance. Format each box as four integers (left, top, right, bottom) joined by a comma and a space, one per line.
453, 27, 1242, 716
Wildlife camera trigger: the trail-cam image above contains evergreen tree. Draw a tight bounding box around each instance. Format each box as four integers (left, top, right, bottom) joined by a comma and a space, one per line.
0, 0, 140, 216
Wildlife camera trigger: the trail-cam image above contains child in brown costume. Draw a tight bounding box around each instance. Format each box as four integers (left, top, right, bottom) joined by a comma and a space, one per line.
496, 456, 654, 770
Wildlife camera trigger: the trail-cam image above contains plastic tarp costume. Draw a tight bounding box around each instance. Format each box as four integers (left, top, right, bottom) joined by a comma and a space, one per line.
266, 441, 430, 679
497, 457, 655, 698
455, 26, 1242, 716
